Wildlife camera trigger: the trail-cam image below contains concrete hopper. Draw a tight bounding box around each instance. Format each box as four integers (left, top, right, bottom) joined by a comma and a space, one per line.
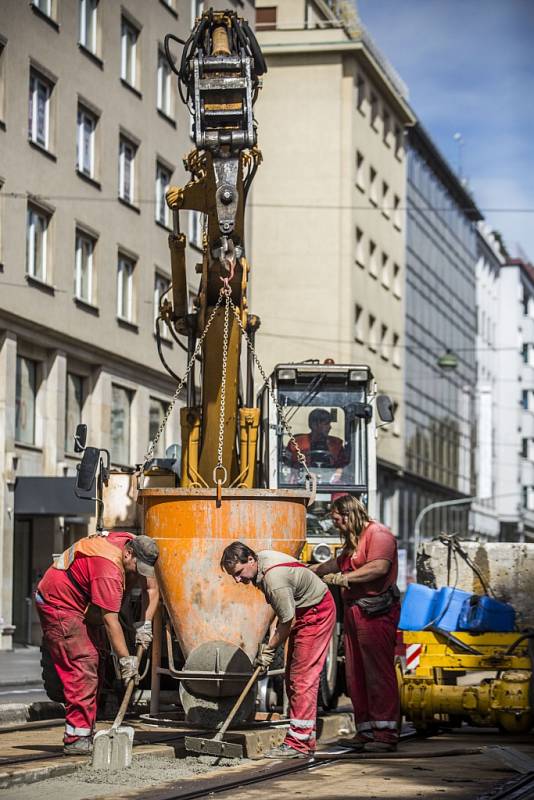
140, 487, 308, 725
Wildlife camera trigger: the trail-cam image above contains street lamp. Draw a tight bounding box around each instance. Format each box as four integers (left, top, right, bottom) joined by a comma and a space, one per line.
413, 496, 477, 571
437, 349, 459, 370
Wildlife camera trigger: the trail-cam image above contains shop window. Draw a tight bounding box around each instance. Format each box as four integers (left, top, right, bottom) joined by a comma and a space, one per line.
16, 356, 38, 445
111, 384, 132, 465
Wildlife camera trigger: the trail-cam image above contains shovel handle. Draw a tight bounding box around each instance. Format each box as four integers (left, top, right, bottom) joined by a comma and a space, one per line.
113, 644, 144, 729
215, 666, 262, 741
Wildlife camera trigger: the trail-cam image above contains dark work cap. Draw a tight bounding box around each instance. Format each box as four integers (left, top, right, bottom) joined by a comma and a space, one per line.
130, 535, 159, 577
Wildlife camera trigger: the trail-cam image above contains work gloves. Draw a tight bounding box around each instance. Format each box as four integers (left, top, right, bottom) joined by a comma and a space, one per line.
322, 572, 350, 589
134, 620, 153, 649
253, 643, 276, 675
119, 655, 140, 685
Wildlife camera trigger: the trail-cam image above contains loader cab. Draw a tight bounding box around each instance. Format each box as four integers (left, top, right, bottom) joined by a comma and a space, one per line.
259, 362, 378, 516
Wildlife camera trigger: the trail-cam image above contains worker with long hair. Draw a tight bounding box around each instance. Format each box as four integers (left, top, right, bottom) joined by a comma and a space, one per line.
312, 495, 400, 752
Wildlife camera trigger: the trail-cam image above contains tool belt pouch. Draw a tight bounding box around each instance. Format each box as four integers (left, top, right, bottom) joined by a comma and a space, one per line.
352, 585, 400, 617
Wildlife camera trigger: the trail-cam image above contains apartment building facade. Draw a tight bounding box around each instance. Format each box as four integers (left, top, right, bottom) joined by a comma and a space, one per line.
399, 124, 482, 561
252, 0, 415, 528
471, 224, 503, 539
496, 258, 534, 541
0, 0, 253, 648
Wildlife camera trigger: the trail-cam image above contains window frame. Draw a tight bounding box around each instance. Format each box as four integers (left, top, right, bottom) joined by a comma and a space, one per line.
28, 69, 52, 149
155, 162, 172, 227
26, 204, 50, 282
79, 0, 98, 54
15, 355, 38, 445
65, 372, 86, 453
74, 229, 95, 304
119, 135, 137, 204
120, 17, 139, 88
76, 104, 97, 178
111, 383, 133, 466
117, 253, 135, 322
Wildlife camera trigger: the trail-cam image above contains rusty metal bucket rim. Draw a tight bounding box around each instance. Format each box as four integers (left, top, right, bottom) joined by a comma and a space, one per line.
139, 488, 311, 499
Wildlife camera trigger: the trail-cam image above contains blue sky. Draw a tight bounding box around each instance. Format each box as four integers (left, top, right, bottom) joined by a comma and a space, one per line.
358, 0, 534, 259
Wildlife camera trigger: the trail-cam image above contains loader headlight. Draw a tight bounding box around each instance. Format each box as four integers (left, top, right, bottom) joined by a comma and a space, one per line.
312, 542, 332, 563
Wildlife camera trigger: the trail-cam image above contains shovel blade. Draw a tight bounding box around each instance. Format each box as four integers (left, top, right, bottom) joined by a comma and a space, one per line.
185, 735, 244, 759
91, 725, 135, 770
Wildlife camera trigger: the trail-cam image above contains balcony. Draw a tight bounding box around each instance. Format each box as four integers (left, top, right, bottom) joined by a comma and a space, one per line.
521, 458, 534, 487
521, 360, 534, 389
522, 409, 534, 438
522, 314, 534, 344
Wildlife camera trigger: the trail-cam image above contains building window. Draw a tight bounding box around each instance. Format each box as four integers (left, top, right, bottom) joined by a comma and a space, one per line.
381, 252, 389, 288
79, 0, 98, 53
154, 272, 171, 335
149, 397, 169, 457
256, 6, 276, 30
382, 181, 390, 217
370, 92, 378, 129
119, 136, 137, 204
76, 105, 96, 177
65, 373, 85, 452
393, 263, 401, 297
383, 109, 391, 145
356, 74, 365, 111
394, 124, 403, 158
32, 0, 52, 17
355, 227, 364, 267
522, 390, 530, 410
354, 304, 363, 343
155, 162, 172, 227
392, 333, 401, 368
117, 254, 135, 321
369, 239, 377, 277
26, 204, 50, 282
111, 384, 132, 465
189, 210, 204, 250
28, 69, 52, 149
355, 150, 365, 191
157, 48, 172, 117
369, 166, 377, 205
380, 324, 389, 360
120, 17, 139, 87
393, 194, 401, 229
368, 314, 377, 352
74, 230, 95, 303
16, 356, 37, 445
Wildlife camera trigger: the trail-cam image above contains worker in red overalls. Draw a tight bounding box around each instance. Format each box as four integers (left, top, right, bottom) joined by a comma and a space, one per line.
312, 495, 400, 752
220, 541, 336, 759
35, 532, 159, 755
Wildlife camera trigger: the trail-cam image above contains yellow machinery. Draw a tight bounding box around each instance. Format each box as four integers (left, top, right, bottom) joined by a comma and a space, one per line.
400, 630, 534, 734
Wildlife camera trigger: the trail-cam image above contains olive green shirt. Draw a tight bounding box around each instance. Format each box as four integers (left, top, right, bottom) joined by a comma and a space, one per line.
255, 550, 327, 623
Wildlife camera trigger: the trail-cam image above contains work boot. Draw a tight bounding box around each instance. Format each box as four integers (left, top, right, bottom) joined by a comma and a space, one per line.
336, 734, 373, 751
264, 743, 311, 760
63, 736, 93, 756
363, 740, 397, 753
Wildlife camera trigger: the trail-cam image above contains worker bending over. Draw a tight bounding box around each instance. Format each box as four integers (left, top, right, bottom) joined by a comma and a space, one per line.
35, 532, 159, 755
220, 541, 336, 759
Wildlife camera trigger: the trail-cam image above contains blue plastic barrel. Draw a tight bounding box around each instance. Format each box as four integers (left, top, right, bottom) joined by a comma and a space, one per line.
430, 587, 472, 631
458, 595, 516, 632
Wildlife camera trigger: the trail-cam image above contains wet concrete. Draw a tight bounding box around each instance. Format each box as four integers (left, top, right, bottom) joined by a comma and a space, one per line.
0, 753, 250, 800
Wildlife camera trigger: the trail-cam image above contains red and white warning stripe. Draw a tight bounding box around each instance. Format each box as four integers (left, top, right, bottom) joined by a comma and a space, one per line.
405, 643, 422, 672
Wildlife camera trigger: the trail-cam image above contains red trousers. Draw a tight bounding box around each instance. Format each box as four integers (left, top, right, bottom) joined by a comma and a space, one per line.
343, 601, 400, 743
37, 601, 105, 742
284, 591, 336, 754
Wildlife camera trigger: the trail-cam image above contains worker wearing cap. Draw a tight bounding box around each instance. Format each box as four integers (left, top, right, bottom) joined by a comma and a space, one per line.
35, 532, 159, 755
287, 408, 349, 470
220, 541, 336, 759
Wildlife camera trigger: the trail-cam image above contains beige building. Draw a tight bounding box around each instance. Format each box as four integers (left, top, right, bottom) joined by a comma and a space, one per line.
0, 0, 253, 649
251, 1, 415, 525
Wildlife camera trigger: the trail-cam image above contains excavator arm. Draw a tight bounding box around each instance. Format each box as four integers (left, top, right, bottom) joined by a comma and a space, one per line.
161, 10, 265, 489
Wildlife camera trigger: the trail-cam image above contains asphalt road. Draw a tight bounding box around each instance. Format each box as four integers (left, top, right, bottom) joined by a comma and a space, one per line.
0, 684, 48, 705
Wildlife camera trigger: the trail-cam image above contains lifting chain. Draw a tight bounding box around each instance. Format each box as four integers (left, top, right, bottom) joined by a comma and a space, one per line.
141, 290, 226, 470
228, 298, 314, 489
143, 287, 315, 494
213, 286, 231, 487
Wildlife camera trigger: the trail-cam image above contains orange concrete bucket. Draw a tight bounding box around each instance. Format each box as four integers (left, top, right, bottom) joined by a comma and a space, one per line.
140, 487, 309, 724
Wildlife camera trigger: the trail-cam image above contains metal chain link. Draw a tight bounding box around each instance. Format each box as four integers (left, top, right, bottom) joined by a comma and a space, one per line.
228, 300, 314, 484
142, 291, 226, 468
214, 287, 231, 485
